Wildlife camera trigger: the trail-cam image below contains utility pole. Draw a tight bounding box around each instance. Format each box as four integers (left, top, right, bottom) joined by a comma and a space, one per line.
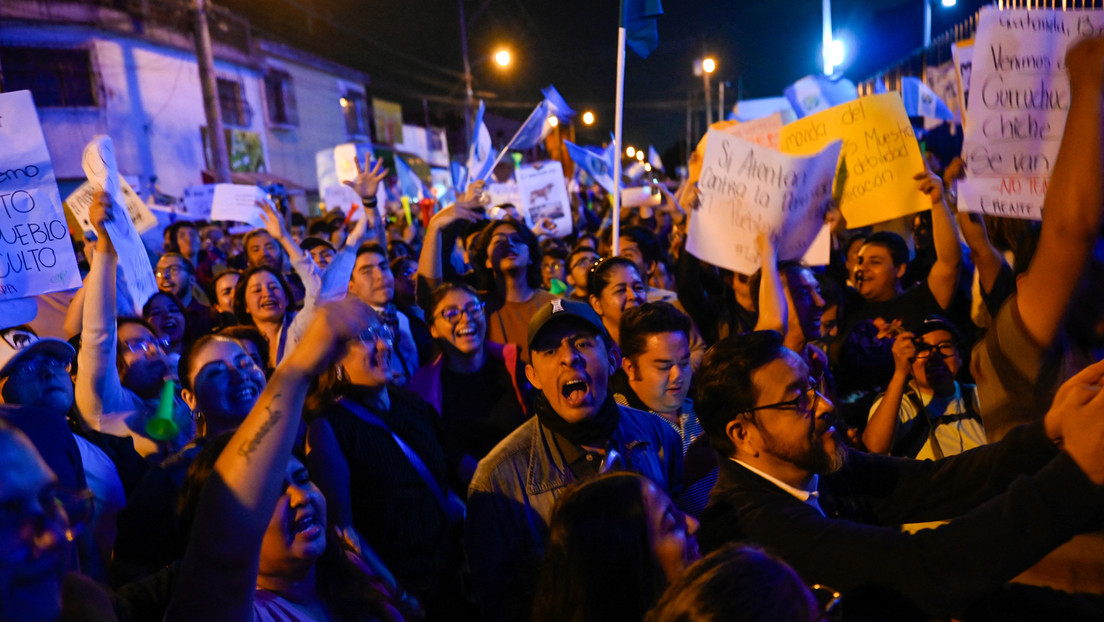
459, 0, 474, 156
194, 0, 231, 183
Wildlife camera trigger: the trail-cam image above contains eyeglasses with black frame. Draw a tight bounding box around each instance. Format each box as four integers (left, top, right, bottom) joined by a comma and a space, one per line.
437, 301, 485, 325
913, 341, 957, 360
10, 356, 72, 379
740, 377, 820, 417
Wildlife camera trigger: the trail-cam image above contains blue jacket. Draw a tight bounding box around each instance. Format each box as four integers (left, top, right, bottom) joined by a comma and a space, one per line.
464, 404, 683, 622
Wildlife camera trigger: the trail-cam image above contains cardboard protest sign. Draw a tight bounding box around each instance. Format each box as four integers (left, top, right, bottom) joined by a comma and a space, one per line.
486, 181, 521, 211
66, 179, 158, 233
959, 9, 1102, 221
516, 161, 572, 238
687, 131, 841, 275
779, 93, 928, 229
209, 184, 267, 228
952, 39, 974, 126
718, 112, 788, 149
81, 135, 157, 310
958, 175, 1046, 221
180, 185, 216, 221
0, 91, 83, 300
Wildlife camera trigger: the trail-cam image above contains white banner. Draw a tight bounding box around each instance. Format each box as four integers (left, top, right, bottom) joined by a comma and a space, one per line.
209, 184, 267, 228
688, 131, 842, 275
0, 90, 83, 300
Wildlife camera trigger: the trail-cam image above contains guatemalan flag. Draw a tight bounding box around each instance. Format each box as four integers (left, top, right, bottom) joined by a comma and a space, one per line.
394, 155, 427, 200
647, 145, 664, 172
541, 85, 575, 121
900, 76, 955, 121
506, 99, 551, 152
784, 74, 857, 119
565, 140, 618, 195
466, 101, 494, 184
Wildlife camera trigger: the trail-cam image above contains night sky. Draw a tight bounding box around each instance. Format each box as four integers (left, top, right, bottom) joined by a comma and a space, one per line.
222, 0, 991, 159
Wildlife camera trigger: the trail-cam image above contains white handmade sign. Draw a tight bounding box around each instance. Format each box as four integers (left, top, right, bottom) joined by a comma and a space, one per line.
81, 135, 158, 310
688, 131, 842, 275
952, 39, 974, 125
0, 91, 83, 300
209, 184, 267, 228
66, 179, 157, 233
516, 161, 572, 238
958, 175, 1046, 221
960, 9, 1104, 220
719, 112, 788, 149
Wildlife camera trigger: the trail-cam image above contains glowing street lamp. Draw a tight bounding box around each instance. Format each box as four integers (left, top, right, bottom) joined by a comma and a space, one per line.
495, 49, 512, 67
635, 150, 644, 162
702, 56, 717, 125
582, 111, 595, 126
702, 57, 716, 74
548, 116, 559, 128
626, 146, 636, 159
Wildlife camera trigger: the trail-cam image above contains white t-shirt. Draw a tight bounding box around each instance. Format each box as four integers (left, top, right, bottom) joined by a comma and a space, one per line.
868, 383, 987, 460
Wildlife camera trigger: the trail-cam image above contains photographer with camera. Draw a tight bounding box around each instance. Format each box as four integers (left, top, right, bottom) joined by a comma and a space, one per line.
863, 316, 986, 459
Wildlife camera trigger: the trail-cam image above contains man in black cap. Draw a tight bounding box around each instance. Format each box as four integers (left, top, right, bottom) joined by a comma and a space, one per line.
465, 297, 684, 622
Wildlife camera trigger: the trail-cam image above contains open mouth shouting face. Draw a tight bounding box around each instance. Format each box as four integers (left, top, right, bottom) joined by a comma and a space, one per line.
526, 321, 616, 424
259, 457, 328, 575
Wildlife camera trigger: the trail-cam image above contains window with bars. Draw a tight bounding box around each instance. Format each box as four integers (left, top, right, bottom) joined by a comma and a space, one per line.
263, 69, 298, 127
0, 46, 96, 107
217, 77, 250, 127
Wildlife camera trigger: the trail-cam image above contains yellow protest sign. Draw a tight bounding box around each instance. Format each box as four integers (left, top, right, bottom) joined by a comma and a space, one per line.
779, 92, 927, 228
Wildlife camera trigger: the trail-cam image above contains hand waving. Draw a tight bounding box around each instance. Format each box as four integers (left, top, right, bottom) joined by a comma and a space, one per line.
343, 155, 389, 199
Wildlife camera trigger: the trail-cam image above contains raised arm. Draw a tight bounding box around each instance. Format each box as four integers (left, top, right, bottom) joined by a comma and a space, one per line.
166, 298, 374, 622
916, 168, 961, 310
863, 332, 917, 454
416, 181, 484, 285
343, 154, 390, 249
752, 233, 787, 335
1016, 36, 1104, 347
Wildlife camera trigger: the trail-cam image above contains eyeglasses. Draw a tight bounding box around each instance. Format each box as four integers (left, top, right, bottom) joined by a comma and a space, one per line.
437, 301, 485, 324
570, 256, 599, 271
0, 487, 94, 564
124, 336, 170, 354
155, 265, 187, 278
914, 342, 957, 360
10, 356, 71, 378
359, 325, 393, 347
809, 583, 843, 621
742, 377, 820, 416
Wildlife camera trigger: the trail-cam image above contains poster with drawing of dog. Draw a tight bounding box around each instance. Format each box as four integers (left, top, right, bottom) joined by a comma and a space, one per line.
516, 161, 572, 238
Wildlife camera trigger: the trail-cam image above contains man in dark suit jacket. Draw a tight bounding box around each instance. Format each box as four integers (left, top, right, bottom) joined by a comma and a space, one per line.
694, 330, 1104, 620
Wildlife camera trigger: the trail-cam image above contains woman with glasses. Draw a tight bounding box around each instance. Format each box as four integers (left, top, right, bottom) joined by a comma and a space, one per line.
409, 283, 531, 495
305, 307, 473, 620
76, 192, 194, 458
864, 316, 985, 459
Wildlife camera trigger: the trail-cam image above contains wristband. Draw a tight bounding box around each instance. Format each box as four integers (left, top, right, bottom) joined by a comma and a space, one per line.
362, 196, 378, 208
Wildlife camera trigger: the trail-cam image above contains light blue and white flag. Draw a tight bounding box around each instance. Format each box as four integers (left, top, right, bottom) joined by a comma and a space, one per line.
565, 140, 618, 194
900, 76, 955, 121
647, 145, 664, 172
451, 161, 469, 194
541, 85, 575, 121
784, 75, 857, 119
507, 99, 551, 152
467, 101, 494, 184
394, 155, 427, 200
625, 160, 646, 182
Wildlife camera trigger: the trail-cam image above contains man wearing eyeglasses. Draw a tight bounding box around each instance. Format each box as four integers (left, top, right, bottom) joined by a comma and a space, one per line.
864, 316, 985, 459
696, 330, 1104, 619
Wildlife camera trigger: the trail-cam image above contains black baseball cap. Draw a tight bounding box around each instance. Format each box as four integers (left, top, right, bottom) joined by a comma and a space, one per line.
527, 298, 608, 351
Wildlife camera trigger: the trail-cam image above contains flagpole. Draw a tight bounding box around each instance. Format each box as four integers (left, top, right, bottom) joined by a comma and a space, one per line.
481, 102, 545, 182
612, 14, 627, 256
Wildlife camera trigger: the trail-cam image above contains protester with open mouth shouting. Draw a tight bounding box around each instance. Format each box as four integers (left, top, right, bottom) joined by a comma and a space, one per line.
466, 297, 683, 622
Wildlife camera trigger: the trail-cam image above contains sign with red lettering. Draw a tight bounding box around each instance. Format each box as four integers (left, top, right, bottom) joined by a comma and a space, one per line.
0, 90, 82, 300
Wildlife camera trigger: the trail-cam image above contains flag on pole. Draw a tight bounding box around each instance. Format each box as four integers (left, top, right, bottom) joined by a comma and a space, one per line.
467, 101, 494, 184
647, 145, 664, 171
900, 76, 955, 121
783, 74, 857, 118
451, 161, 469, 194
565, 140, 618, 195
624, 160, 646, 182
622, 0, 664, 59
508, 99, 551, 151
541, 85, 575, 121
394, 155, 426, 200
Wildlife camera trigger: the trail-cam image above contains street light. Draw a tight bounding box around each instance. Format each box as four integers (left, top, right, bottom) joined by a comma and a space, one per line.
548, 116, 558, 128
923, 0, 956, 47
582, 111, 595, 125
495, 49, 511, 67
626, 146, 636, 159
635, 150, 644, 162
702, 56, 717, 126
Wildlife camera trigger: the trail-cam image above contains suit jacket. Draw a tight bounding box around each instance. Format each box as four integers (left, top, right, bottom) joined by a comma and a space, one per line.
698, 421, 1104, 619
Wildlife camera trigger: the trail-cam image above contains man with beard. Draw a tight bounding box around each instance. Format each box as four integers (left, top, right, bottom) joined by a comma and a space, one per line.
864, 316, 985, 459
466, 298, 683, 622
696, 330, 1104, 619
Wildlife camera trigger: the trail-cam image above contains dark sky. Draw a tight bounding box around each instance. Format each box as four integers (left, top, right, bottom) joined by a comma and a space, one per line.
223, 0, 989, 157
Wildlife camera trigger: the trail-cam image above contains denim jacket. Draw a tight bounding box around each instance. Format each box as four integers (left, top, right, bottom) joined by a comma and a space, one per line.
464, 404, 683, 622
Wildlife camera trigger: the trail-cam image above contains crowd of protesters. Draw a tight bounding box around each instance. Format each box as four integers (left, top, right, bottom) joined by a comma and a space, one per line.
5, 33, 1104, 622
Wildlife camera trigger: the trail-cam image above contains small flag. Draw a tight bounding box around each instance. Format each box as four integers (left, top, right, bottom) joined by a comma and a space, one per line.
900, 76, 955, 121
394, 155, 427, 200
508, 99, 551, 152
467, 101, 494, 183
622, 0, 664, 59
541, 85, 575, 121
451, 161, 469, 194
784, 75, 857, 119
625, 160, 646, 182
565, 140, 618, 195
647, 145, 664, 172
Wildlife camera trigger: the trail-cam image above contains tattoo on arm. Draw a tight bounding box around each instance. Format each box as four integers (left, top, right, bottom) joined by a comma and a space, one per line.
237, 395, 283, 463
